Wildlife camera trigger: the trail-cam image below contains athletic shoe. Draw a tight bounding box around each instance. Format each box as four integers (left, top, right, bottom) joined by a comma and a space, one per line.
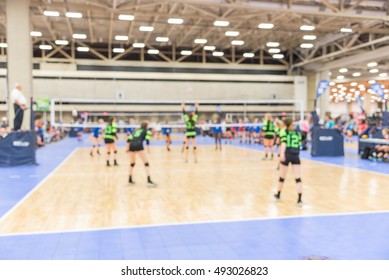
297, 200, 303, 207
128, 181, 135, 186
274, 193, 280, 200
262, 156, 268, 160
114, 162, 119, 166
147, 181, 158, 187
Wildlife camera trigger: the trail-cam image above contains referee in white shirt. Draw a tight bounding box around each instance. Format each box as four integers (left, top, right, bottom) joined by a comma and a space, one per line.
11, 83, 27, 131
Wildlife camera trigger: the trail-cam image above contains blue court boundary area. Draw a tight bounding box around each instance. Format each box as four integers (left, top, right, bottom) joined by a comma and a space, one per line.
0, 212, 388, 260
0, 138, 77, 218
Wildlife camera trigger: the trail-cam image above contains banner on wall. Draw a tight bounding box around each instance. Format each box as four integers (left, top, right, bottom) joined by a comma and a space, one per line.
356, 95, 365, 113
316, 80, 330, 99
370, 82, 385, 99
35, 98, 51, 112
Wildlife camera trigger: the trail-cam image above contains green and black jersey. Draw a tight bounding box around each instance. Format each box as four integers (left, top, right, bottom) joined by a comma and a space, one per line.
262, 120, 275, 137
104, 122, 117, 140
280, 129, 302, 154
183, 109, 198, 137
127, 128, 152, 151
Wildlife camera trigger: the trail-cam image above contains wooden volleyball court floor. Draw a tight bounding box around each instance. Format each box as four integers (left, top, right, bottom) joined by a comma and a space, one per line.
0, 135, 388, 260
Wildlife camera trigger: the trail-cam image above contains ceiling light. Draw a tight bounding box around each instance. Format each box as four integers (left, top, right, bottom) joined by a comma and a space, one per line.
139, 26, 154, 32
258, 23, 274, 29
300, 25, 315, 31
168, 18, 183, 24
369, 69, 379, 73
77, 47, 89, 52
118, 14, 134, 21
72, 33, 87, 39
340, 28, 352, 33
214, 20, 229, 27
303, 35, 317, 40
225, 31, 239, 36
368, 80, 376, 84
268, 48, 281, 53
115, 35, 128, 41
156, 37, 169, 42
55, 40, 69, 45
148, 49, 159, 54
300, 43, 314, 48
266, 42, 279, 47
243, 52, 255, 58
65, 12, 82, 18
337, 75, 344, 79
213, 51, 224, 57
231, 40, 244, 45
350, 82, 357, 86
30, 31, 42, 37
113, 48, 125, 53
339, 68, 348, 73
181, 50, 192, 55
203, 46, 216, 51
43, 11, 59, 17
367, 62, 378, 67
0, 43, 8, 48
352, 72, 361, 77
273, 54, 284, 59
132, 43, 145, 48
39, 45, 52, 50
379, 73, 388, 77
194, 39, 207, 44
329, 82, 335, 86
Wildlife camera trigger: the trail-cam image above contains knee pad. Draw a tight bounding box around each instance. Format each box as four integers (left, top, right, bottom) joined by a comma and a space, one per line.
279, 177, 285, 183
92, 145, 95, 148
145, 162, 149, 167
186, 146, 189, 150
193, 146, 197, 150
114, 150, 117, 154
130, 163, 135, 167
107, 152, 111, 155
295, 178, 302, 183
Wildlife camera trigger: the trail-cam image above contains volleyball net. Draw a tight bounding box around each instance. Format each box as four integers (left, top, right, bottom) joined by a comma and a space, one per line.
48, 99, 306, 129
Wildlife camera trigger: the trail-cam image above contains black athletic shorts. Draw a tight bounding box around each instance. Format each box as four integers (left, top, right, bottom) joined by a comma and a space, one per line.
186, 135, 196, 139
264, 135, 274, 140
104, 138, 115, 144
281, 151, 301, 166
129, 143, 144, 152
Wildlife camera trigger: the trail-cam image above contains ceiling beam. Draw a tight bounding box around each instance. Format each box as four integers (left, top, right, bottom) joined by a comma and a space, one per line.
293, 35, 389, 69
170, 0, 389, 21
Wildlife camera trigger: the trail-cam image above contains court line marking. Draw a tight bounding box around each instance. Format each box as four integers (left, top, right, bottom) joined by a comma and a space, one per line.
0, 209, 388, 237
232, 145, 389, 176
0, 148, 79, 224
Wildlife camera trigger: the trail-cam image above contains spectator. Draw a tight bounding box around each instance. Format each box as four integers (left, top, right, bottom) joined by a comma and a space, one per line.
72, 107, 78, 123
1, 116, 8, 128
324, 114, 335, 129
0, 127, 8, 139
11, 83, 27, 131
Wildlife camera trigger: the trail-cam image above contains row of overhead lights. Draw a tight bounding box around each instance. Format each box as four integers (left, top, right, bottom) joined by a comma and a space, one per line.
331, 62, 388, 80
42, 10, 353, 34
41, 11, 353, 51
0, 40, 282, 58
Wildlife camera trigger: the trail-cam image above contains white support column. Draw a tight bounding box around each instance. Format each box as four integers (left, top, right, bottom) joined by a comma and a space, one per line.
6, 0, 33, 130
294, 76, 307, 117
316, 71, 331, 119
